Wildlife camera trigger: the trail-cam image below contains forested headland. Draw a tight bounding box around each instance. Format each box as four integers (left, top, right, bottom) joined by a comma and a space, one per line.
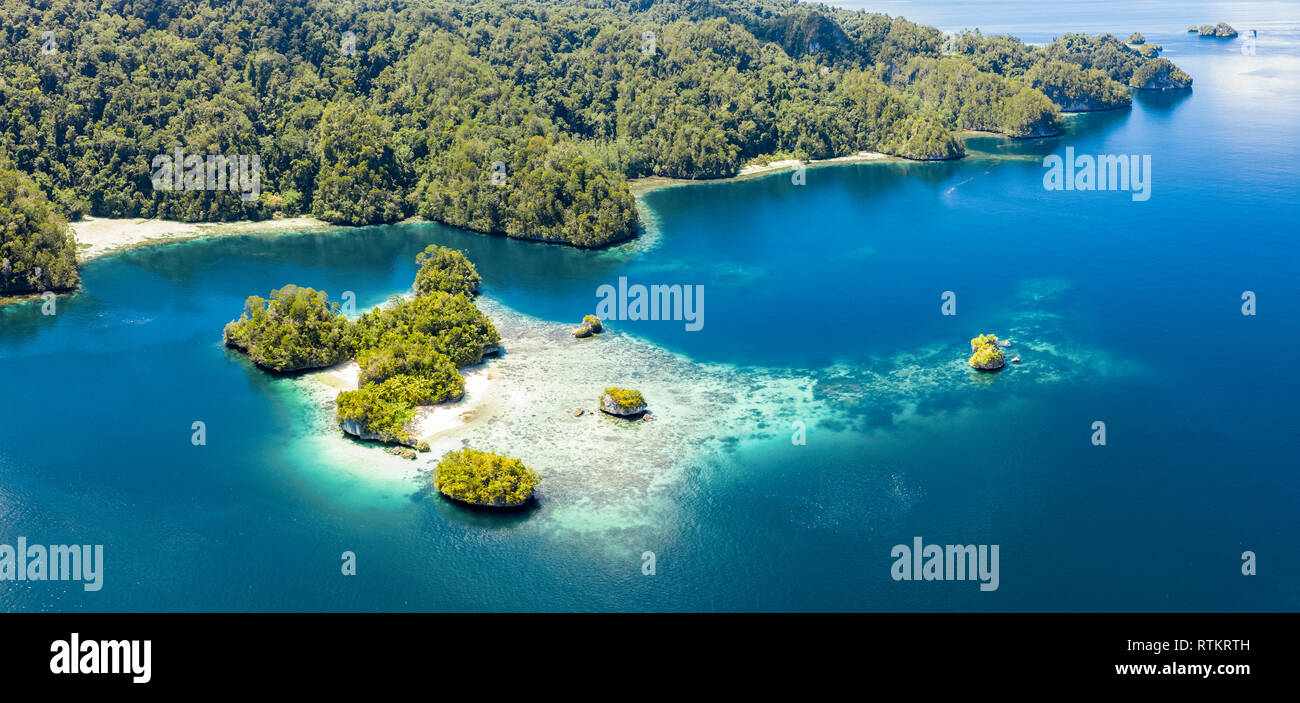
0, 157, 78, 295
0, 0, 1190, 263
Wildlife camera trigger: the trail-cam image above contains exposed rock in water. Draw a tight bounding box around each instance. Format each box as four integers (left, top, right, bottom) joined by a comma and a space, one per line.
1196, 22, 1238, 38
600, 391, 647, 417
572, 314, 604, 338
340, 418, 420, 448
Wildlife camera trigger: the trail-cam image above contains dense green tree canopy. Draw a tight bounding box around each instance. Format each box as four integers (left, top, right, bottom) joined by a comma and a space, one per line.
1024, 60, 1131, 111
222, 286, 355, 372
413, 245, 482, 297
0, 161, 78, 294
223, 244, 500, 444
1, 0, 1189, 249
1128, 58, 1194, 90
434, 448, 540, 506
355, 292, 501, 368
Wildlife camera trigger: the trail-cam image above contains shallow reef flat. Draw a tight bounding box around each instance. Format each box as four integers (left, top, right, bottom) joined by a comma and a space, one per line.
280, 275, 1135, 538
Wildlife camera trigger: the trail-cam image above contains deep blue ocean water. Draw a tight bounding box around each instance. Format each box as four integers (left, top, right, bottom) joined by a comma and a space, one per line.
1, 1, 1297, 611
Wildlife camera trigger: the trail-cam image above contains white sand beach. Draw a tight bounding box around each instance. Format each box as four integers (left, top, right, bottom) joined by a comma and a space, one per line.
409, 369, 496, 439
311, 360, 499, 443
70, 215, 332, 262
629, 150, 893, 195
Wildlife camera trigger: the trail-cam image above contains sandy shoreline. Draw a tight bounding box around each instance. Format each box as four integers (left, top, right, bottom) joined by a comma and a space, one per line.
628, 151, 895, 195
70, 215, 335, 262
310, 359, 498, 444
65, 153, 897, 261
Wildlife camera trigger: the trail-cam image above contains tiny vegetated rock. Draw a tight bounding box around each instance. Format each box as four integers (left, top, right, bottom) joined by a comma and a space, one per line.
968, 333, 1006, 371
600, 386, 647, 417
572, 314, 604, 338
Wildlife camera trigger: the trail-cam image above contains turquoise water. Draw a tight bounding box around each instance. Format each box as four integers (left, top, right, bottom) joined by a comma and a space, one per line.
2, 2, 1298, 611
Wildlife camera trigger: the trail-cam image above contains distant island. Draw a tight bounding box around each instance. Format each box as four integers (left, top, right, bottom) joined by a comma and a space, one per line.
223, 246, 499, 448
0, 0, 1194, 270
1190, 23, 1239, 38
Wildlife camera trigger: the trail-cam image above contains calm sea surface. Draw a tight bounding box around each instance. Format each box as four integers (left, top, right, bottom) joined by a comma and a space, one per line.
1, 1, 1297, 611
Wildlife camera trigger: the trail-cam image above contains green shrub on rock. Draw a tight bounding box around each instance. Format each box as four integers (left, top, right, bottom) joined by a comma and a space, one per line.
968, 333, 1006, 370
434, 448, 540, 507
600, 387, 648, 416
573, 314, 604, 337
335, 385, 419, 444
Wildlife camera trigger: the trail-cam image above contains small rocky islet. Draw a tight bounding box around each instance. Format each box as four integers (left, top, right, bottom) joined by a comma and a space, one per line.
968, 333, 1008, 371
572, 314, 604, 338
599, 386, 648, 417
433, 448, 540, 508
1188, 23, 1239, 38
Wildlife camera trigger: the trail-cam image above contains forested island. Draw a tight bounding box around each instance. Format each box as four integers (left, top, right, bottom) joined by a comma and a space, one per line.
223, 246, 500, 446
0, 0, 1192, 259
434, 448, 541, 507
